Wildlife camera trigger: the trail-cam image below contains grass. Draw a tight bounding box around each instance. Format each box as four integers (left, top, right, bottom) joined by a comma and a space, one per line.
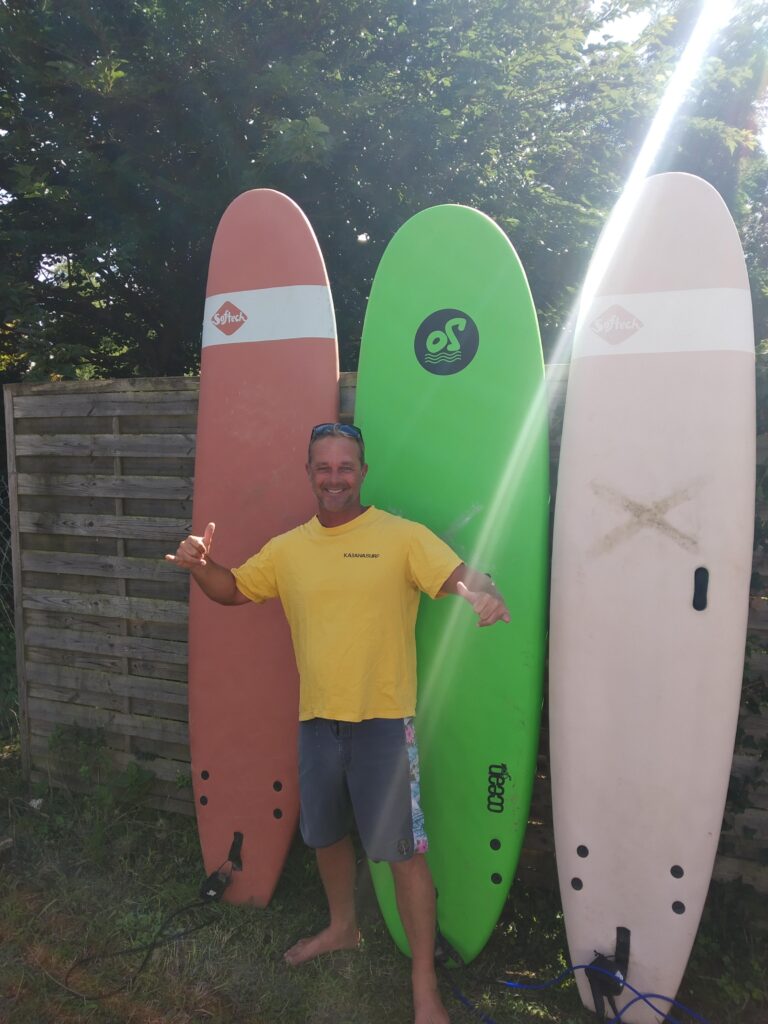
0, 631, 766, 1024
1, 739, 767, 1024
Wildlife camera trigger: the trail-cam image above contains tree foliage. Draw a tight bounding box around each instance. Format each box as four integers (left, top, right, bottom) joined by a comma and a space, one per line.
0, 0, 766, 379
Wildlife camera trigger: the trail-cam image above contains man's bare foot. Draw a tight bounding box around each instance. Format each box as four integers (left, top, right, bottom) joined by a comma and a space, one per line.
413, 977, 450, 1024
283, 924, 360, 966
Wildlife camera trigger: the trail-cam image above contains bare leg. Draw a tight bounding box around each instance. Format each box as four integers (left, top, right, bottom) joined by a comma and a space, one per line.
284, 835, 360, 965
390, 854, 450, 1024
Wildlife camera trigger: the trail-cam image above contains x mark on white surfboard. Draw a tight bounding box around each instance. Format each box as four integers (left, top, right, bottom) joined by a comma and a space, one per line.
589, 479, 704, 555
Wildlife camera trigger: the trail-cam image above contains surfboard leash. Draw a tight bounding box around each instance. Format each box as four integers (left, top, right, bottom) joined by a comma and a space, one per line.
445, 961, 712, 1024
52, 855, 237, 1001
498, 962, 713, 1024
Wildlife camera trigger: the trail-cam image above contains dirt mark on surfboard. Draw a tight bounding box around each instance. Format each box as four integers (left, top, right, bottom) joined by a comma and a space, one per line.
589, 479, 704, 555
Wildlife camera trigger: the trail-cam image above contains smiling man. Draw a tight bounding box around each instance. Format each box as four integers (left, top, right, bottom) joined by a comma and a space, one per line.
167, 422, 509, 1024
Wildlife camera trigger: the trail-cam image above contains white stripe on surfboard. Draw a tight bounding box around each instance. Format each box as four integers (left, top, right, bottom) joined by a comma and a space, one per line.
202, 285, 336, 348
574, 287, 753, 359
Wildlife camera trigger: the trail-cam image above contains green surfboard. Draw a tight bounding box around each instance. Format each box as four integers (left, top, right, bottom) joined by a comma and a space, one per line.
355, 204, 549, 965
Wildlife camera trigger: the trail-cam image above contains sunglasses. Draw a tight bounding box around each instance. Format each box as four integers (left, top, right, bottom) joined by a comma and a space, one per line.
310, 423, 364, 443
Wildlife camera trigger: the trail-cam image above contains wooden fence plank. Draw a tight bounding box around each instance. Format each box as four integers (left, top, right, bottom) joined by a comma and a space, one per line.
5, 377, 199, 398
119, 457, 196, 477
128, 621, 188, 643
28, 696, 188, 743
26, 661, 187, 704
31, 718, 191, 764
15, 416, 111, 436
13, 414, 194, 437
29, 734, 189, 785
22, 588, 188, 624
16, 456, 192, 477
27, 646, 125, 675
123, 498, 193, 519
125, 578, 190, 602
15, 434, 196, 458
17, 456, 118, 477
21, 494, 121, 516
129, 658, 188, 683
25, 625, 188, 664
29, 681, 188, 723
13, 395, 200, 418
20, 571, 188, 603
25, 607, 135, 633
17, 474, 194, 500
21, 550, 184, 582
18, 573, 188, 604
19, 511, 191, 540
23, 571, 123, 596
28, 678, 149, 715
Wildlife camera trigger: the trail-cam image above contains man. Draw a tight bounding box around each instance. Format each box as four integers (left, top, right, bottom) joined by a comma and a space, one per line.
167, 422, 509, 1024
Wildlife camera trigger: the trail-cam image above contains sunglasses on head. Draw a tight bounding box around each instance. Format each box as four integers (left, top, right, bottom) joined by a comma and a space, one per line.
310, 423, 364, 443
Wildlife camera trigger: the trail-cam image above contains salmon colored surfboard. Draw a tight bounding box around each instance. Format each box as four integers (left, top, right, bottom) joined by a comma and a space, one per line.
189, 189, 338, 905
549, 173, 755, 1022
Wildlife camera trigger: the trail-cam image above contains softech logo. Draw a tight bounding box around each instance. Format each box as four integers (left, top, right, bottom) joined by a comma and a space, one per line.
590, 304, 643, 344
212, 301, 248, 336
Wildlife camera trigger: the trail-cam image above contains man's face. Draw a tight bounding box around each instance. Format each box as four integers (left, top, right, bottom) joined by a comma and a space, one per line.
306, 436, 368, 516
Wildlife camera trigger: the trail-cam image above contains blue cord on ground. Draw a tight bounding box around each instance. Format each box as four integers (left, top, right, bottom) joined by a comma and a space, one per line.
450, 984, 500, 1023
448, 961, 711, 1024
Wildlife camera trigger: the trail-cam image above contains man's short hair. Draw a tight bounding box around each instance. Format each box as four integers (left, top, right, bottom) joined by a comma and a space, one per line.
307, 422, 365, 465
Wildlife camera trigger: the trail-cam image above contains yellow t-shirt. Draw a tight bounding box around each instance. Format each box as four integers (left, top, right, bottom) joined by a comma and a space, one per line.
232, 506, 462, 722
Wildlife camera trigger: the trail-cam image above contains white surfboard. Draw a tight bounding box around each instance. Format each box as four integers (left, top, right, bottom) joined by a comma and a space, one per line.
549, 173, 755, 1023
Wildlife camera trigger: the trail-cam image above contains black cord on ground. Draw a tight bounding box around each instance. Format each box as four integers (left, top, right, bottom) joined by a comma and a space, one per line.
56, 863, 234, 1000
61, 899, 217, 1000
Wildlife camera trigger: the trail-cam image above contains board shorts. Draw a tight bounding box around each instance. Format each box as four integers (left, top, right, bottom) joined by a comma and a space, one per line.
298, 716, 428, 862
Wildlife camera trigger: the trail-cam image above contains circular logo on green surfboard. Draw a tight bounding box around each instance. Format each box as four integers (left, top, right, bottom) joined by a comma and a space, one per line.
414, 309, 479, 375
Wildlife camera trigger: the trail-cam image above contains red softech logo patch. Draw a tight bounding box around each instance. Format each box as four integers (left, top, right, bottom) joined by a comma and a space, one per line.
212, 301, 248, 336
590, 304, 643, 344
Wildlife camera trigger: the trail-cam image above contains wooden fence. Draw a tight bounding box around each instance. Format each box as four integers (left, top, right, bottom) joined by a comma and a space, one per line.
4, 370, 767, 891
